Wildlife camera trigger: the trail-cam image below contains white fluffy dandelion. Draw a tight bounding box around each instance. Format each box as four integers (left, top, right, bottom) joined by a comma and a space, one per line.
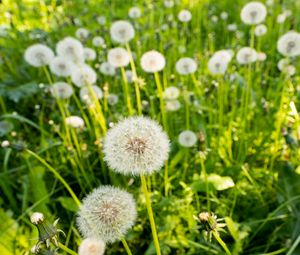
97, 15, 106, 25
178, 130, 197, 147
71, 65, 97, 87
175, 57, 197, 75
165, 100, 181, 112
277, 58, 289, 71
163, 86, 180, 100
208, 50, 232, 75
50, 82, 73, 99
30, 212, 44, 225
80, 85, 103, 104
277, 31, 300, 57
24, 44, 54, 67
65, 116, 85, 129
107, 47, 130, 68
110, 20, 135, 44
76, 28, 89, 40
99, 62, 116, 76
257, 52, 267, 61
128, 7, 141, 19
164, 0, 174, 8
254, 24, 267, 36
178, 9, 192, 22
107, 94, 119, 105
140, 50, 166, 73
84, 48, 97, 61
49, 56, 74, 77
240, 2, 267, 25
78, 238, 106, 255
56, 37, 84, 63
236, 47, 257, 64
92, 36, 105, 47
103, 116, 170, 175
77, 185, 137, 243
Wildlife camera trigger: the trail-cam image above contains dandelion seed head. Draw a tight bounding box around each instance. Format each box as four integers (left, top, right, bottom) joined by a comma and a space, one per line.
107, 47, 130, 68
175, 57, 197, 75
50, 82, 73, 99
92, 36, 105, 47
277, 31, 300, 57
164, 86, 180, 100
77, 185, 136, 243
56, 37, 84, 63
236, 47, 257, 64
128, 7, 141, 19
71, 65, 97, 87
84, 48, 97, 61
110, 20, 135, 44
255, 24, 267, 36
24, 44, 54, 67
78, 238, 106, 255
50, 56, 74, 77
178, 130, 197, 147
80, 85, 103, 105
99, 62, 116, 76
140, 50, 166, 73
107, 94, 119, 105
76, 28, 90, 40
165, 100, 181, 112
178, 9, 192, 22
65, 116, 85, 129
240, 2, 267, 25
103, 116, 170, 175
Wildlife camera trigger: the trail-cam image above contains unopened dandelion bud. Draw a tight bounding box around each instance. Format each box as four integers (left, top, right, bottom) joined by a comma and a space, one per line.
198, 212, 217, 231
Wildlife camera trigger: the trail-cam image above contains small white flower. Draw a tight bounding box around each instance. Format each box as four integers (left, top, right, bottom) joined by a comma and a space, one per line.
76, 28, 89, 40
103, 116, 170, 176
128, 7, 141, 19
165, 100, 181, 112
257, 52, 267, 61
107, 94, 119, 105
50, 56, 74, 77
110, 20, 135, 44
255, 24, 267, 36
80, 85, 103, 105
30, 212, 44, 225
164, 86, 180, 100
71, 65, 97, 87
178, 130, 197, 147
78, 238, 106, 255
240, 1, 267, 25
99, 62, 116, 76
56, 37, 84, 63
92, 36, 105, 47
24, 44, 54, 67
84, 48, 97, 61
140, 50, 166, 73
97, 15, 106, 25
178, 9, 192, 22
1, 140, 10, 148
236, 47, 257, 64
277, 31, 300, 57
77, 185, 137, 243
107, 47, 130, 68
175, 57, 197, 75
50, 82, 73, 99
65, 116, 85, 129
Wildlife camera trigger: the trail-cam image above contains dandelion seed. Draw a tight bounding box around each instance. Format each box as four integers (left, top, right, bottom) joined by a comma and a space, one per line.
65, 116, 85, 129
78, 238, 106, 255
236, 47, 257, 64
103, 116, 170, 175
71, 65, 97, 87
50, 82, 73, 99
240, 2, 267, 25
178, 130, 197, 147
24, 44, 54, 67
175, 57, 197, 75
178, 9, 192, 22
50, 56, 74, 77
110, 20, 135, 44
140, 50, 166, 73
56, 37, 84, 63
107, 47, 130, 68
277, 31, 300, 57
77, 185, 137, 243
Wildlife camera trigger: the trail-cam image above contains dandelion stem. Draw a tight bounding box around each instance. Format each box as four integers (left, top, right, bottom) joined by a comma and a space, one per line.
121, 238, 133, 255
212, 231, 232, 255
26, 149, 81, 207
58, 243, 79, 255
154, 72, 167, 131
140, 174, 161, 255
121, 67, 134, 115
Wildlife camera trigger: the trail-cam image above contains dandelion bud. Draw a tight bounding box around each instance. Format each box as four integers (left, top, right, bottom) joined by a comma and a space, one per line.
78, 238, 106, 255
198, 212, 217, 231
1, 140, 10, 148
31, 212, 45, 225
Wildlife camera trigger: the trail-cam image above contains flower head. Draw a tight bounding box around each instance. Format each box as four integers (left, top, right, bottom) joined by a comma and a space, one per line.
108, 94, 119, 105
110, 20, 135, 44
92, 36, 105, 47
140, 50, 166, 73
107, 47, 130, 68
78, 238, 106, 255
175, 57, 197, 75
164, 86, 180, 100
71, 65, 97, 87
50, 82, 73, 99
128, 7, 141, 19
80, 85, 103, 105
84, 48, 97, 61
50, 56, 74, 77
178, 130, 197, 147
77, 185, 137, 243
76, 28, 89, 40
99, 62, 116, 76
103, 116, 170, 175
255, 24, 267, 36
208, 50, 232, 75
277, 31, 300, 57
30, 212, 45, 225
65, 116, 85, 129
240, 2, 267, 25
56, 37, 84, 63
236, 47, 257, 64
165, 100, 181, 112
178, 9, 192, 22
24, 44, 54, 67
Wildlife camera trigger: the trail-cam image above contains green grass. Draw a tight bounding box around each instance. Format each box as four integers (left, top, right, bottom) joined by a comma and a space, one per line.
0, 0, 300, 254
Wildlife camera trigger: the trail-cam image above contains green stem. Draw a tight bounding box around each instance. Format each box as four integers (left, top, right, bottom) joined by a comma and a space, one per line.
140, 175, 161, 255
121, 238, 133, 255
58, 243, 79, 255
26, 149, 81, 207
212, 231, 231, 255
154, 72, 167, 131
121, 67, 133, 115
200, 158, 210, 212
